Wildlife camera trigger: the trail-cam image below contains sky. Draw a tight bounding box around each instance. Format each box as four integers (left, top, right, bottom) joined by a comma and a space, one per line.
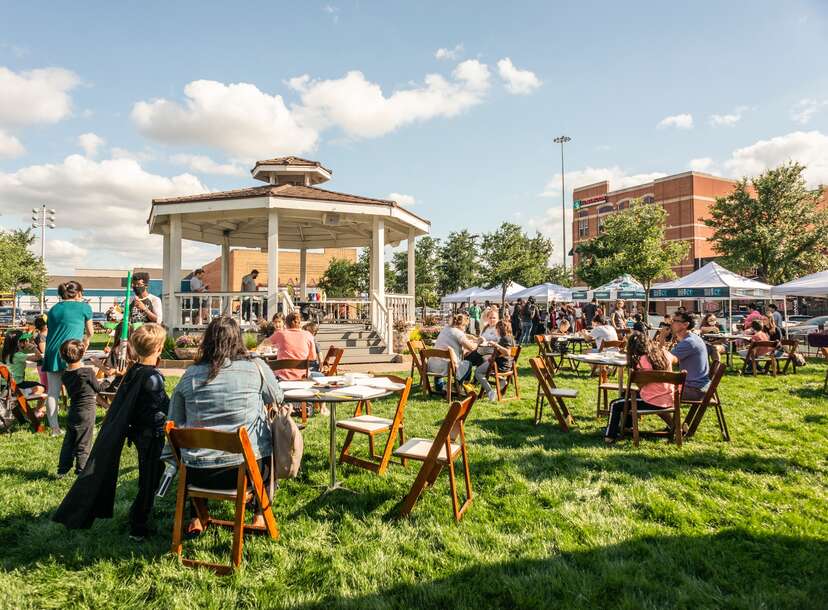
1, 0, 827, 274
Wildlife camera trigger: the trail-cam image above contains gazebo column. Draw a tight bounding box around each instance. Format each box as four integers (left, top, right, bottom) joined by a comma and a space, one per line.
161, 227, 171, 324
299, 248, 308, 300
372, 217, 385, 299
220, 234, 231, 316
267, 209, 280, 316
167, 214, 182, 328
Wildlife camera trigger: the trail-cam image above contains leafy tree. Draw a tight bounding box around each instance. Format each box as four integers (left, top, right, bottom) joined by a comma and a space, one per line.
480, 223, 554, 305
705, 162, 828, 284
0, 229, 48, 321
545, 265, 574, 287
437, 230, 480, 295
575, 199, 688, 318
317, 258, 360, 297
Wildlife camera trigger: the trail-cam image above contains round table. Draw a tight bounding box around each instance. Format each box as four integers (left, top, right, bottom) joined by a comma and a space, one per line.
282, 387, 393, 492
568, 352, 629, 397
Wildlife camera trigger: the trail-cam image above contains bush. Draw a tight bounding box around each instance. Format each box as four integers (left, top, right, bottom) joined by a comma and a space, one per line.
418, 325, 441, 345
243, 332, 259, 350
175, 334, 201, 348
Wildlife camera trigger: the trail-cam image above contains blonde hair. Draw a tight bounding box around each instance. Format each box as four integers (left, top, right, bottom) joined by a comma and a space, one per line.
130, 323, 167, 358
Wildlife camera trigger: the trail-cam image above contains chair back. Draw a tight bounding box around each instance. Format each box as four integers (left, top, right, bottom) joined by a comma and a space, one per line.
600, 339, 626, 352
408, 340, 426, 375
627, 369, 686, 407
699, 361, 725, 407
534, 335, 550, 356
269, 358, 311, 379
780, 339, 798, 354
166, 423, 251, 457
421, 348, 456, 375
321, 346, 344, 376
746, 340, 779, 357
436, 392, 477, 446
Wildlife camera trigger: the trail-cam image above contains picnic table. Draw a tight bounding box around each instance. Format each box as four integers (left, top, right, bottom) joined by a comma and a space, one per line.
568, 351, 628, 398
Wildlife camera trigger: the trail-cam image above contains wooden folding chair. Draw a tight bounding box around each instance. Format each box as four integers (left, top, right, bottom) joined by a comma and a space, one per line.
338, 377, 413, 475
320, 346, 344, 376
165, 422, 279, 575
740, 341, 780, 376
0, 364, 46, 432
407, 339, 426, 387
529, 357, 577, 431
534, 335, 557, 370
620, 369, 686, 447
394, 392, 476, 522
596, 340, 626, 418
487, 345, 521, 402
682, 361, 728, 441
420, 348, 457, 402
269, 358, 312, 423
779, 340, 800, 374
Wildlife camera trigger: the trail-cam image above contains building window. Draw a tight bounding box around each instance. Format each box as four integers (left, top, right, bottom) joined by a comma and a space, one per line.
618, 200, 629, 210
578, 212, 589, 237
597, 205, 614, 233
643, 195, 655, 204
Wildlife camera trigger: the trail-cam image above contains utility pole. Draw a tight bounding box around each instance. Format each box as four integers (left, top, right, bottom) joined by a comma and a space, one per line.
31, 205, 56, 313
553, 135, 571, 271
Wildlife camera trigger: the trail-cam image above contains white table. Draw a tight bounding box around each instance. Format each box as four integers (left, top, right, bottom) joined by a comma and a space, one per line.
568, 352, 629, 397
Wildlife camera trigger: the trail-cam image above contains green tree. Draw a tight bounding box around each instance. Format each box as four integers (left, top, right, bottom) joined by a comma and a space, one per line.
705, 162, 828, 284
575, 199, 689, 318
0, 229, 48, 321
317, 258, 359, 297
480, 223, 554, 305
545, 265, 574, 287
437, 230, 480, 295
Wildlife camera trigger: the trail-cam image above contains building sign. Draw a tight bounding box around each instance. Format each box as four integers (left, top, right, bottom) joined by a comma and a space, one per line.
650, 287, 731, 299
573, 200, 581, 210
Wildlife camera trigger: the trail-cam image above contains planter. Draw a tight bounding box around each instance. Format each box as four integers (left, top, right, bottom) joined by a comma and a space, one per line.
174, 347, 199, 360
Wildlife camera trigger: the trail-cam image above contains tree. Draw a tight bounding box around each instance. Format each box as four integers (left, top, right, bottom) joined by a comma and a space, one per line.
437, 230, 480, 295
317, 258, 360, 297
545, 265, 574, 287
479, 223, 554, 305
705, 162, 828, 284
0, 229, 48, 322
575, 199, 688, 318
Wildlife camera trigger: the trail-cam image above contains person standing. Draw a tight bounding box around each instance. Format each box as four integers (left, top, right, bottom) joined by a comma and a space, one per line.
241, 269, 265, 321
129, 272, 163, 325
611, 300, 627, 334
43, 281, 94, 436
189, 268, 208, 325
468, 301, 482, 336
583, 299, 598, 330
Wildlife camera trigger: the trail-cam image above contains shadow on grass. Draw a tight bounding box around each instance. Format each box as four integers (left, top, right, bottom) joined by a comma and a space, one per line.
804, 414, 827, 424
0, 465, 56, 483
790, 386, 828, 400
294, 530, 828, 609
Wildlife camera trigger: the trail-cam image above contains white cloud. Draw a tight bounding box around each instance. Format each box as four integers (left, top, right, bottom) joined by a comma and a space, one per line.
720, 130, 828, 187
790, 98, 828, 125
170, 153, 247, 177
689, 157, 715, 172
323, 4, 339, 22
535, 166, 668, 265
709, 106, 748, 127
0, 66, 79, 127
0, 154, 209, 269
290, 59, 491, 139
43, 240, 89, 273
657, 113, 694, 130
387, 192, 415, 205
131, 80, 319, 160
496, 58, 541, 95
435, 44, 463, 61
0, 129, 24, 158
77, 132, 105, 158
110, 147, 155, 162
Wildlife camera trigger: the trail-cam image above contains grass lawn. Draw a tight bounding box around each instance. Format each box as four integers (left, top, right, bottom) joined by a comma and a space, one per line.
1, 345, 826, 609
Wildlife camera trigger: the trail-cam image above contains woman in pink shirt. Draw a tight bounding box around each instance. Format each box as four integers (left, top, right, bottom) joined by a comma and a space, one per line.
604, 331, 679, 443
269, 312, 315, 380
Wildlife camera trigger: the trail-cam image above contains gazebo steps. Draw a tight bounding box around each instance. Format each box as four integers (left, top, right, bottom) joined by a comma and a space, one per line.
339, 352, 402, 365
316, 323, 399, 365
318, 337, 383, 348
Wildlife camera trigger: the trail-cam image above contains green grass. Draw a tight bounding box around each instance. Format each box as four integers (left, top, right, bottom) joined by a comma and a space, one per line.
1, 345, 827, 609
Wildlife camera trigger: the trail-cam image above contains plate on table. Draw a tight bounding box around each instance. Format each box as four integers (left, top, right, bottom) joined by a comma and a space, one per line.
284, 388, 317, 400
279, 380, 316, 390
313, 376, 346, 388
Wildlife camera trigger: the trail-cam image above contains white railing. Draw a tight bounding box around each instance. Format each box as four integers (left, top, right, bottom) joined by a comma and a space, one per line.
279, 289, 295, 314
386, 293, 415, 324
317, 298, 371, 324
370, 291, 393, 354
174, 291, 294, 329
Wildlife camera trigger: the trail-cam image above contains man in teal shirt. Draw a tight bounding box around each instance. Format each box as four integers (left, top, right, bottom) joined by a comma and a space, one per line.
468, 301, 482, 336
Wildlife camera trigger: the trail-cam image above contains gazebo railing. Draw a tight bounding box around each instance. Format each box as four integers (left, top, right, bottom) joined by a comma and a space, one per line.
174, 291, 289, 329
370, 292, 393, 354
386, 294, 415, 324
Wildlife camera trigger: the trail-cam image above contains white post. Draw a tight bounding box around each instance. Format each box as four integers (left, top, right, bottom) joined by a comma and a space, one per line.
267, 208, 280, 317
374, 218, 385, 299
407, 229, 416, 297
220, 238, 230, 292
168, 214, 182, 328
162, 229, 171, 324
299, 248, 308, 300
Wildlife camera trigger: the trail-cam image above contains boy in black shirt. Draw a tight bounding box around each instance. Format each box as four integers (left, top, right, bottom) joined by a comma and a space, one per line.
58, 340, 102, 476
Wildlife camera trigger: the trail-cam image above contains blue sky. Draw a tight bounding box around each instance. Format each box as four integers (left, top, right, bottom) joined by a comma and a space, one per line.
1, 0, 827, 272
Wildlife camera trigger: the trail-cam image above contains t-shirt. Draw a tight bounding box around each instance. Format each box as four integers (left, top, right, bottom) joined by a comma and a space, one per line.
428, 326, 467, 376
637, 351, 676, 408
495, 335, 516, 372
590, 325, 618, 350
4, 351, 28, 384
611, 309, 626, 330
468, 305, 481, 321
671, 333, 710, 389
750, 331, 774, 356
130, 293, 163, 324
583, 303, 597, 325
44, 300, 93, 373
62, 366, 102, 412
742, 310, 762, 329
270, 328, 316, 380
771, 310, 783, 329
190, 276, 205, 292
241, 274, 258, 292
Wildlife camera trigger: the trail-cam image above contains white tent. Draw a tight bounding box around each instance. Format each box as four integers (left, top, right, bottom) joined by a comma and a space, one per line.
511, 282, 573, 303
771, 270, 828, 298
473, 282, 526, 302
440, 286, 484, 305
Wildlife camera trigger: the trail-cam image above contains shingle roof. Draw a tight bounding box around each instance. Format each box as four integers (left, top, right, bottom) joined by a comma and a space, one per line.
252, 156, 332, 174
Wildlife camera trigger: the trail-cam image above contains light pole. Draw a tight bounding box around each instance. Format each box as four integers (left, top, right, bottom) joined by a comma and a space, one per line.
31, 205, 56, 313
553, 135, 571, 271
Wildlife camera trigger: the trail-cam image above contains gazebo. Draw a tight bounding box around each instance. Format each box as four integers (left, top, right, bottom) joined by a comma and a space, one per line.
147, 156, 430, 351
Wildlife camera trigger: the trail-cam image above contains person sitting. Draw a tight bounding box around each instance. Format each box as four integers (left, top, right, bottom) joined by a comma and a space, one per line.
1, 329, 45, 396
163, 317, 283, 537
741, 303, 762, 331
268, 312, 316, 380
427, 313, 482, 394
302, 321, 322, 372
669, 311, 710, 401
699, 313, 723, 334
581, 315, 618, 352
604, 331, 679, 444
738, 319, 774, 372
474, 321, 515, 401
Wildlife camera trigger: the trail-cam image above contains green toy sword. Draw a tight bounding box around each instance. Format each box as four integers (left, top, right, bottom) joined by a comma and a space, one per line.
117, 270, 132, 370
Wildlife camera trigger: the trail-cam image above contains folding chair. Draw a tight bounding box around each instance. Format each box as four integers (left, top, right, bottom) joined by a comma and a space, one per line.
535, 335, 557, 371
596, 340, 626, 418
394, 392, 476, 522
682, 361, 728, 441
0, 364, 46, 432
529, 357, 577, 431
740, 341, 780, 376
807, 334, 828, 392
320, 346, 344, 376
620, 369, 686, 447
407, 339, 426, 387
779, 339, 800, 374
269, 359, 312, 423
487, 345, 521, 402
338, 377, 413, 475
420, 348, 457, 402
165, 422, 279, 575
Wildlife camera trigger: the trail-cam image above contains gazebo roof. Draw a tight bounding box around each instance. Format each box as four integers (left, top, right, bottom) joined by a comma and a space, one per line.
251, 156, 332, 173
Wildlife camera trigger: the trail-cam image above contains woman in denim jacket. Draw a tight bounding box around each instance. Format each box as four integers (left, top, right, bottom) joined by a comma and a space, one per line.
165, 316, 283, 536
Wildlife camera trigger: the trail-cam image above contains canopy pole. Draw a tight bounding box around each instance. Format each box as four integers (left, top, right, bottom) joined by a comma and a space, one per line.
728, 297, 732, 333
783, 296, 788, 339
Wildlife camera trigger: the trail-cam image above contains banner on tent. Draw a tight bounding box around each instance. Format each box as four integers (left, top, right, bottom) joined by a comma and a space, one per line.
571, 290, 589, 300
651, 287, 730, 298
617, 290, 646, 299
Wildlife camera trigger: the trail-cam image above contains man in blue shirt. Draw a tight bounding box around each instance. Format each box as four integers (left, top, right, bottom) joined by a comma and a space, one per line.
669, 311, 710, 401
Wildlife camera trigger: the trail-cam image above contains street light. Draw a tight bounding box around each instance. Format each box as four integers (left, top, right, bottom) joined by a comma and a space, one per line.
553, 135, 571, 271
31, 205, 56, 313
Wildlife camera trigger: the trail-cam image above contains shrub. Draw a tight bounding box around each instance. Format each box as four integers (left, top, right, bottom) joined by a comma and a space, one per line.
243, 332, 259, 350
175, 334, 201, 348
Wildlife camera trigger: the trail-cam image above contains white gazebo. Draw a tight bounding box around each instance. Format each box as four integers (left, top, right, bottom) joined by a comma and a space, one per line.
148, 156, 430, 351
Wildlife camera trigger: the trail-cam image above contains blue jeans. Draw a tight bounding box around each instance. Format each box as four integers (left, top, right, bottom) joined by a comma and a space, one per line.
519, 321, 533, 345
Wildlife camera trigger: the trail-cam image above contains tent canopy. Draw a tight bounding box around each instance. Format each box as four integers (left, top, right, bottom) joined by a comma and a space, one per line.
511, 282, 572, 303
771, 270, 828, 298
572, 274, 645, 301
474, 282, 526, 302
650, 262, 772, 300
440, 286, 484, 305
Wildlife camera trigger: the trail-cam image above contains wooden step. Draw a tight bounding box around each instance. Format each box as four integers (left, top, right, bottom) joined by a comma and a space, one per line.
339, 352, 401, 364
318, 337, 384, 348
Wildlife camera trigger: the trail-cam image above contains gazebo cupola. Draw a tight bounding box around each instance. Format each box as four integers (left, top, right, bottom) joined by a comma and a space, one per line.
251, 156, 332, 186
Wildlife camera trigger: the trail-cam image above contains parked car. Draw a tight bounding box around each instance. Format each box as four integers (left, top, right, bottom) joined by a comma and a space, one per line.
787, 315, 828, 340
0, 307, 14, 325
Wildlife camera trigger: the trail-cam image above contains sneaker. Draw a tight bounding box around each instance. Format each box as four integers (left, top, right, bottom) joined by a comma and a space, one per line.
55, 470, 69, 479
50, 429, 64, 437
487, 389, 497, 402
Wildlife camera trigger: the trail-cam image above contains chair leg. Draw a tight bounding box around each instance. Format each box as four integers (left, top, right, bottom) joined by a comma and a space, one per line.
368, 434, 377, 460
338, 430, 355, 463
631, 401, 639, 447
494, 375, 502, 402
230, 471, 247, 569
397, 427, 407, 468
447, 454, 460, 521
674, 406, 682, 448
300, 402, 307, 425
512, 371, 520, 399
399, 461, 440, 518
715, 404, 730, 442
171, 466, 187, 557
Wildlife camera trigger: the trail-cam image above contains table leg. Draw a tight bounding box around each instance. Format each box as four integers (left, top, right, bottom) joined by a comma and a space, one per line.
329, 400, 337, 489
617, 365, 625, 398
